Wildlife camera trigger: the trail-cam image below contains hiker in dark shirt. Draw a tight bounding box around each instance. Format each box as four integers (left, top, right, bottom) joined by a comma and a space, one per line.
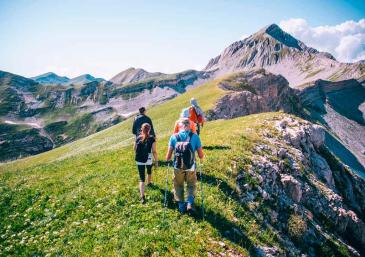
134, 123, 158, 204
132, 107, 156, 137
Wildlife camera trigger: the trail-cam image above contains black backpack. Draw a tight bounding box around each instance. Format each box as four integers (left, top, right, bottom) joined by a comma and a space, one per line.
135, 137, 151, 163
174, 132, 195, 170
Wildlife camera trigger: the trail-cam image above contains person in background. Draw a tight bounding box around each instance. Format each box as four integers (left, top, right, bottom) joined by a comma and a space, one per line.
132, 107, 155, 138
134, 123, 158, 204
166, 118, 204, 213
173, 108, 197, 134
189, 98, 205, 135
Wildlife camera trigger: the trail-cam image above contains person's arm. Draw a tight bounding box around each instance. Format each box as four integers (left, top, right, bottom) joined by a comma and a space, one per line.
195, 135, 204, 159
134, 141, 137, 151
152, 141, 158, 167
166, 135, 175, 161
197, 147, 204, 159
166, 146, 174, 161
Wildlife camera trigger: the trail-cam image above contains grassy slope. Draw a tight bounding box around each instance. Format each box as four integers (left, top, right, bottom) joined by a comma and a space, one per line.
0, 78, 284, 256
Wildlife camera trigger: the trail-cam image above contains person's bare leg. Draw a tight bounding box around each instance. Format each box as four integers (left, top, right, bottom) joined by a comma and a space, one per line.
147, 174, 152, 185
139, 182, 145, 198
146, 165, 152, 185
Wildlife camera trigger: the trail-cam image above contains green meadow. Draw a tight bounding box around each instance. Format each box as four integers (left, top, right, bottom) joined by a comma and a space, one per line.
0, 77, 285, 256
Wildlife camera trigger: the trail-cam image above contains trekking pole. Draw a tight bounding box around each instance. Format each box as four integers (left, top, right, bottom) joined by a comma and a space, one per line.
199, 160, 204, 220
162, 162, 170, 226
164, 163, 169, 208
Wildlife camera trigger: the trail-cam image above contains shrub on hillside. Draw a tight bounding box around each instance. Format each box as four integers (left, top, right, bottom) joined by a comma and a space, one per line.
288, 214, 307, 240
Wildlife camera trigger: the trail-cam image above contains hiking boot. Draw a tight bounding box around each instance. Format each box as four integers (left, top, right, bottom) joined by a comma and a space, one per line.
187, 196, 194, 212
178, 202, 186, 214
186, 202, 194, 214
140, 196, 146, 204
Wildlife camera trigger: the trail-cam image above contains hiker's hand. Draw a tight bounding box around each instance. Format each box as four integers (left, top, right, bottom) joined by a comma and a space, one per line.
154, 161, 159, 168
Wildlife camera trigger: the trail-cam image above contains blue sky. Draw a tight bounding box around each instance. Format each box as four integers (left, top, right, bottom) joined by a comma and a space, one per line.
0, 0, 364, 79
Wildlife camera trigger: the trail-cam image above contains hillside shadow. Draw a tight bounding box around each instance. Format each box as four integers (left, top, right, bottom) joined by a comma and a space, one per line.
155, 174, 255, 251
324, 131, 365, 177
203, 145, 231, 150
198, 172, 239, 200
301, 80, 365, 126
326, 82, 365, 125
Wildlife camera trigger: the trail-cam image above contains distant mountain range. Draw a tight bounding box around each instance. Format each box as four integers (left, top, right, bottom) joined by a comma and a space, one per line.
31, 72, 105, 86
0, 67, 205, 161
1, 23, 364, 167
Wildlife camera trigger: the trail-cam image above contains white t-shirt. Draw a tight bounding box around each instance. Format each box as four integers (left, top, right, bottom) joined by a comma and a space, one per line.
136, 153, 153, 165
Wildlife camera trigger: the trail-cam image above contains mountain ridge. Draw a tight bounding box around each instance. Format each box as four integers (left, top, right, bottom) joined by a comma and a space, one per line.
204, 23, 363, 87
31, 72, 105, 86
66, 74, 105, 86
31, 72, 70, 85
110, 67, 164, 85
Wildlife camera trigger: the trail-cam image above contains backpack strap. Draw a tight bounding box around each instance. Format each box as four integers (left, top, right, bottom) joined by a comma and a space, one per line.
175, 132, 193, 143
192, 106, 198, 117
175, 133, 181, 142
187, 131, 193, 142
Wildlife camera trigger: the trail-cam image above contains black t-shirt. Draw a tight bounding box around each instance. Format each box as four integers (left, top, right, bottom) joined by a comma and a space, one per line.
135, 135, 155, 162
132, 115, 155, 137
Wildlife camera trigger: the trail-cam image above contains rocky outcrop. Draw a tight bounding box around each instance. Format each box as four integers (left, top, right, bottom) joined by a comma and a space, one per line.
207, 70, 299, 120
0, 123, 53, 161
235, 116, 365, 256
280, 175, 302, 202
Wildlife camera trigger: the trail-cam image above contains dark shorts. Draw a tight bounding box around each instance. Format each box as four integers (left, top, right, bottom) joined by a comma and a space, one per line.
137, 165, 152, 182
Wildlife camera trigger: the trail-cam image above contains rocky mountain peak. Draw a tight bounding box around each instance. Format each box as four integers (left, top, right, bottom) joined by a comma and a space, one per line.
204, 23, 360, 87
204, 24, 319, 73
77, 74, 94, 80
110, 67, 164, 85
66, 74, 104, 86
260, 23, 304, 51
31, 72, 70, 85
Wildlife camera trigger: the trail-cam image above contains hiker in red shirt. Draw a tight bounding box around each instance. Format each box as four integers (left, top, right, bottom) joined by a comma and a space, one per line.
188, 98, 205, 135
173, 108, 197, 134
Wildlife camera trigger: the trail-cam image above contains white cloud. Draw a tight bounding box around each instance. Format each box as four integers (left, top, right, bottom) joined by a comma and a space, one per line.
279, 18, 365, 63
